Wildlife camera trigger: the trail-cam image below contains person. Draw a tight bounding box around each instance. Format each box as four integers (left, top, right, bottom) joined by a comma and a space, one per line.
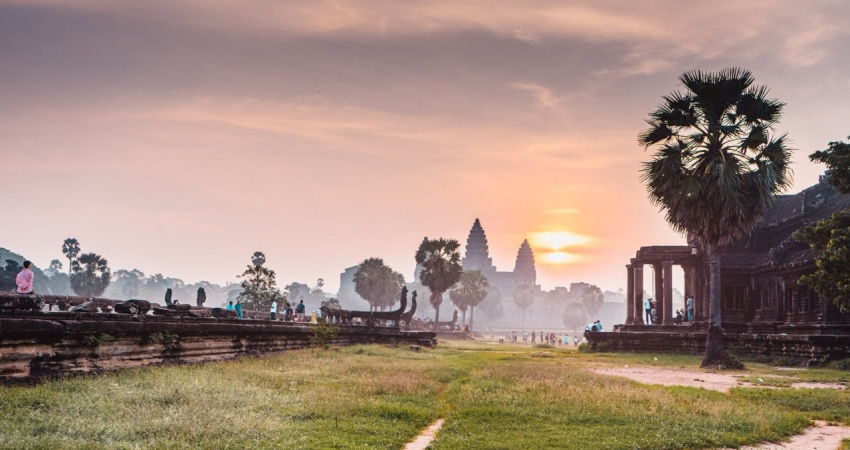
284, 303, 294, 321
226, 301, 234, 311
557, 334, 562, 346
674, 309, 683, 324
296, 300, 306, 322
531, 331, 536, 344
686, 296, 694, 322
574, 336, 579, 347
522, 331, 528, 343
644, 297, 652, 323
270, 300, 277, 321
16, 261, 34, 294
564, 334, 569, 346
235, 300, 243, 319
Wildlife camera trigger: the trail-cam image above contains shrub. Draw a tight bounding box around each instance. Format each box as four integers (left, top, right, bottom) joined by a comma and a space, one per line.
719, 351, 745, 370
534, 344, 554, 349
577, 343, 590, 353
310, 320, 340, 350
830, 358, 850, 371
81, 333, 113, 347
144, 332, 180, 346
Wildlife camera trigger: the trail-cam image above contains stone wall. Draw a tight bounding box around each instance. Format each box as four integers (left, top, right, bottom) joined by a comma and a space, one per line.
0, 312, 436, 381
586, 325, 850, 363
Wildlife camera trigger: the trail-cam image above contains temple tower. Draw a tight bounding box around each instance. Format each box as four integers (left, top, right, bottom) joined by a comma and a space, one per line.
462, 219, 496, 275
514, 239, 536, 285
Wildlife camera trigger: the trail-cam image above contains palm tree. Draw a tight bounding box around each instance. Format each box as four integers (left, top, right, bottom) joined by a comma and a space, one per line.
449, 270, 490, 329
415, 238, 463, 323
69, 253, 112, 297
62, 238, 80, 276
353, 258, 404, 312
639, 67, 792, 366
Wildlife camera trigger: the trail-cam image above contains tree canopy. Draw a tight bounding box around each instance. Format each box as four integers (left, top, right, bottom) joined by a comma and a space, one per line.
353, 258, 405, 311
415, 238, 463, 322
639, 67, 792, 367
69, 253, 112, 297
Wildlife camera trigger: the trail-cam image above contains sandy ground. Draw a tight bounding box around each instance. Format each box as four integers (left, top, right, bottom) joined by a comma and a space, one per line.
593, 367, 850, 449
591, 367, 846, 393
736, 421, 850, 450
403, 418, 444, 450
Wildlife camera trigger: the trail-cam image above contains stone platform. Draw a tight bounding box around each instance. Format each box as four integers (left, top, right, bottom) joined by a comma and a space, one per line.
0, 312, 436, 381
586, 323, 850, 363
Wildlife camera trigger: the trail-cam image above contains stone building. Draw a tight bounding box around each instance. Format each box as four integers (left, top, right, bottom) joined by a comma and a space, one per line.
591, 177, 850, 359
462, 218, 540, 300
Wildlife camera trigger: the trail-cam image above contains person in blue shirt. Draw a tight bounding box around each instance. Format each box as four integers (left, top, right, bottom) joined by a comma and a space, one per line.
226, 301, 234, 311
235, 300, 243, 319
644, 297, 652, 324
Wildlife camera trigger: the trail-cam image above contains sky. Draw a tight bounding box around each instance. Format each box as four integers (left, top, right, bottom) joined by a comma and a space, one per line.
2, 0, 849, 293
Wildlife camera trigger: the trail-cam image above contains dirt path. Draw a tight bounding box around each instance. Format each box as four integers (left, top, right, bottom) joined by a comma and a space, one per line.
736, 420, 850, 449
591, 367, 846, 393
403, 418, 444, 450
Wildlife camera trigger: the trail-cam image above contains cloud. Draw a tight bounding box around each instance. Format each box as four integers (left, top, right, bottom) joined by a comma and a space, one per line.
510, 83, 563, 108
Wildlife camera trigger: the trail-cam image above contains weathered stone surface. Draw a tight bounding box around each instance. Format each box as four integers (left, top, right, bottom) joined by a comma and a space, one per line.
0, 312, 436, 381
586, 324, 850, 363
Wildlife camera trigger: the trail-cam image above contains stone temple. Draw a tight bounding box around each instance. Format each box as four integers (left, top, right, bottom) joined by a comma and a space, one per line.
461, 219, 539, 298
588, 176, 850, 361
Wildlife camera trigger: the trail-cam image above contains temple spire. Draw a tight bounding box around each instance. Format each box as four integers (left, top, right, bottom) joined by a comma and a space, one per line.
514, 239, 536, 285
462, 218, 495, 274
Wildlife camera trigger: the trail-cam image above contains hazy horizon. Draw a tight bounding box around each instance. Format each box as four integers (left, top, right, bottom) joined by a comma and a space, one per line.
3, 1, 849, 294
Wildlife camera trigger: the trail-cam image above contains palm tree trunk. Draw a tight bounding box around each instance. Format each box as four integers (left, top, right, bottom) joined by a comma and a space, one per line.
701, 242, 724, 367
470, 306, 475, 331
433, 292, 441, 323
462, 309, 467, 326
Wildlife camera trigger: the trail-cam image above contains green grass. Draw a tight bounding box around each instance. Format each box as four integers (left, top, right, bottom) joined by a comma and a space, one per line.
3, 342, 850, 449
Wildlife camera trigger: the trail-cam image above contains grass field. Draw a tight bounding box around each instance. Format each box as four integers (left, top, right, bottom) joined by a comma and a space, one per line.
1, 341, 849, 449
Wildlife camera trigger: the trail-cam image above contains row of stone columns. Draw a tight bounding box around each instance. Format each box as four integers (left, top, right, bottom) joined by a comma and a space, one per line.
626, 260, 702, 325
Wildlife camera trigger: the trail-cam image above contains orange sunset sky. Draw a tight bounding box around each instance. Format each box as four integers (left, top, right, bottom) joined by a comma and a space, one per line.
2, 1, 849, 293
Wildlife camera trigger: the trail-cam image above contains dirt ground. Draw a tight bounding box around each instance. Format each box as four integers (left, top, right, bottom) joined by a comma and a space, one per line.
591, 367, 846, 393
592, 367, 850, 449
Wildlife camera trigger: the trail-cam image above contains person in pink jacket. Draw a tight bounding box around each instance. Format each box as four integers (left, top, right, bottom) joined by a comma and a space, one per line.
16, 260, 34, 294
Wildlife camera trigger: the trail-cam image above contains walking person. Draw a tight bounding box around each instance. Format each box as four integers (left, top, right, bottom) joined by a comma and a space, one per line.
644, 297, 652, 324
270, 299, 277, 321
235, 300, 243, 319
16, 261, 34, 295
296, 300, 306, 322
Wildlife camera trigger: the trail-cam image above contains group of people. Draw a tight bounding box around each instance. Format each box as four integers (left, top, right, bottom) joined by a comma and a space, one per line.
501, 330, 582, 347
225, 299, 307, 321
643, 296, 695, 324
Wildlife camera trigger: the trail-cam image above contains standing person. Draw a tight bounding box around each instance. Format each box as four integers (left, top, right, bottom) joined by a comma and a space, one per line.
284, 303, 294, 321
574, 336, 579, 347
522, 331, 528, 343
644, 297, 652, 324
16, 261, 34, 294
686, 296, 694, 322
226, 301, 234, 312
235, 300, 243, 319
270, 299, 277, 321
296, 300, 306, 322
531, 331, 536, 344
564, 334, 569, 347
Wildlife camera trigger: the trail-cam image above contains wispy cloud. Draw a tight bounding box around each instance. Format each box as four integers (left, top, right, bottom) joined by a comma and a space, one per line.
546, 207, 580, 215
510, 83, 563, 108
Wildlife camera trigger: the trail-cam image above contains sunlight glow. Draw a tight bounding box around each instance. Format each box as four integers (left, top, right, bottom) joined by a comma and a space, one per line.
529, 231, 592, 250
539, 251, 581, 265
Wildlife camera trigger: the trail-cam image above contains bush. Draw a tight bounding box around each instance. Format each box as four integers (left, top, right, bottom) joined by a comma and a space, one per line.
144, 332, 180, 346
830, 358, 850, 371
310, 320, 340, 350
81, 333, 113, 347
577, 343, 590, 353
719, 351, 745, 370
534, 344, 554, 349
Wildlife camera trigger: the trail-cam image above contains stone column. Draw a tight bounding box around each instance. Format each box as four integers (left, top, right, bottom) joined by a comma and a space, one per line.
626, 264, 635, 324
662, 261, 674, 325
654, 263, 664, 324
634, 264, 644, 325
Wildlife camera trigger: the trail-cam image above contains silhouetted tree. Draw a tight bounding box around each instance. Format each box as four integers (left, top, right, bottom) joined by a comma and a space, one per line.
238, 252, 283, 311
562, 301, 587, 332
353, 258, 404, 311
415, 238, 463, 323
69, 253, 111, 297
449, 270, 490, 329
62, 238, 80, 276
640, 67, 792, 367
512, 283, 534, 326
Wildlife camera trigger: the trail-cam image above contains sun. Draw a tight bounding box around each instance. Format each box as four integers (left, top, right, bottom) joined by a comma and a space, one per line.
528, 231, 592, 251
539, 251, 581, 264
